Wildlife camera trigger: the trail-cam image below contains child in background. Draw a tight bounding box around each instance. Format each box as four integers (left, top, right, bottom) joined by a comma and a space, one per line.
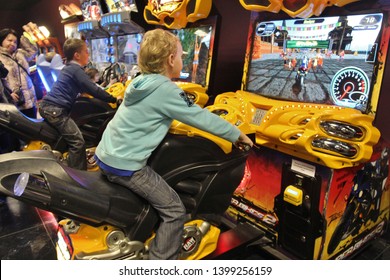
85, 67, 117, 89
39, 38, 119, 170
95, 29, 253, 259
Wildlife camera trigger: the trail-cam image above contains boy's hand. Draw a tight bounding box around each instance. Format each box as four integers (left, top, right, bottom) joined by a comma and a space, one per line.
108, 77, 118, 87
234, 132, 253, 151
116, 96, 124, 106
235, 142, 252, 151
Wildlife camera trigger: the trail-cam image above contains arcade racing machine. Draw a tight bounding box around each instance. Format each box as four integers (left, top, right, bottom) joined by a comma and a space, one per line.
224, 10, 390, 260
77, 0, 142, 80
99, 1, 144, 81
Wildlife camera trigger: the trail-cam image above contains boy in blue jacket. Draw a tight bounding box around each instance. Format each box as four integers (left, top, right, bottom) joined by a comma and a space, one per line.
39, 38, 118, 170
95, 29, 253, 259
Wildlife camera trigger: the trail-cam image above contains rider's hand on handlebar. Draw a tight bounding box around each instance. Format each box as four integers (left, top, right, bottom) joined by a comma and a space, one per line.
116, 96, 123, 106
234, 132, 253, 151
108, 77, 118, 87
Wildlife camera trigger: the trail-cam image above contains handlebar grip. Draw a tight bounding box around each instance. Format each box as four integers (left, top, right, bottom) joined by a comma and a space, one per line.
236, 142, 252, 152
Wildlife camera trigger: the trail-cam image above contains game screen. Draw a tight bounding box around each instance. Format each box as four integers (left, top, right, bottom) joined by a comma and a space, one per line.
91, 38, 110, 64
171, 16, 217, 88
80, 0, 103, 20
243, 12, 387, 113
105, 0, 138, 12
117, 33, 143, 72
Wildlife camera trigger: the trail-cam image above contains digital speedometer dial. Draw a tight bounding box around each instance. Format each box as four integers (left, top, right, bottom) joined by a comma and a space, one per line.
329, 66, 370, 111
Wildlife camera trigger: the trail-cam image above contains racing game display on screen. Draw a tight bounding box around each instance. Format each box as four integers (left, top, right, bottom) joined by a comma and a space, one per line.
90, 38, 110, 64
243, 12, 386, 113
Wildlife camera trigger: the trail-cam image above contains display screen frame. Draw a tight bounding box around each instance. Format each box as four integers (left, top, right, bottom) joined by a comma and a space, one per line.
242, 11, 389, 114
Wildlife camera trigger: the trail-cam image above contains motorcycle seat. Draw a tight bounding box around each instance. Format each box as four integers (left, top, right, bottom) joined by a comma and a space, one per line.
58, 165, 158, 231
0, 103, 60, 143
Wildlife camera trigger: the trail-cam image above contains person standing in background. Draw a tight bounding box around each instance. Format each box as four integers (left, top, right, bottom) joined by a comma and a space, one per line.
0, 28, 38, 118
0, 60, 21, 154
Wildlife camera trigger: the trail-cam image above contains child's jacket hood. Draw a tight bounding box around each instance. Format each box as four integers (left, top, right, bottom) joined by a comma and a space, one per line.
124, 74, 172, 106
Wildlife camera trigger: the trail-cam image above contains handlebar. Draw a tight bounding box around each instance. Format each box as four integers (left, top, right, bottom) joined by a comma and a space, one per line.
235, 142, 260, 152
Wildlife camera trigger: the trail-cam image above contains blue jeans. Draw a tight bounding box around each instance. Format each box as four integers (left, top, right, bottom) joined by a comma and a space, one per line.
101, 166, 186, 259
39, 103, 87, 170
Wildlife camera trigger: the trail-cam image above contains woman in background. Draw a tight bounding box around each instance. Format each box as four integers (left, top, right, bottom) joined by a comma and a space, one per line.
0, 28, 38, 118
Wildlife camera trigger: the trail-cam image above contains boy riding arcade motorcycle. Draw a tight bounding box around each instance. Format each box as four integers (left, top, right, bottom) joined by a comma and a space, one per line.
0, 84, 123, 170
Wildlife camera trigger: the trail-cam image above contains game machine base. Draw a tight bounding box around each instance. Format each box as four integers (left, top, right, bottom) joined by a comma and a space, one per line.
224, 1, 390, 260
227, 138, 389, 260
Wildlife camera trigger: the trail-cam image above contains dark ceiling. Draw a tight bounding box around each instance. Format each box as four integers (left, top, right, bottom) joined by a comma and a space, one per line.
1, 0, 42, 11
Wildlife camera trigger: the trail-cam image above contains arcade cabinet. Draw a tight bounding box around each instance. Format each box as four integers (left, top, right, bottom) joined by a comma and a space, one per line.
77, 19, 111, 72
50, 54, 65, 82
225, 8, 390, 260
36, 53, 55, 93
24, 22, 63, 95
99, 1, 144, 75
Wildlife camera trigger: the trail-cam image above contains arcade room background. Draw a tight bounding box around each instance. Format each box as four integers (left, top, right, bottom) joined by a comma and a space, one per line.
0, 0, 390, 261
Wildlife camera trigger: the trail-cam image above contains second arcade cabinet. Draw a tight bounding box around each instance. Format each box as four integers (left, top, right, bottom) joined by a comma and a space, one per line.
225, 8, 390, 260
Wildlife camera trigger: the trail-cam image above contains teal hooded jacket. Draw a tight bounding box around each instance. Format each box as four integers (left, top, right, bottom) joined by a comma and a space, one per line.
95, 73, 241, 171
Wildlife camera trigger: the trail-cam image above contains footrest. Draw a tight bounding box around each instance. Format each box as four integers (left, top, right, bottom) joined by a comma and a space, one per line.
204, 221, 264, 259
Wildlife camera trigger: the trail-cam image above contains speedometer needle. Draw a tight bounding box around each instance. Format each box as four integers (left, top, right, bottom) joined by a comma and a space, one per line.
339, 85, 352, 100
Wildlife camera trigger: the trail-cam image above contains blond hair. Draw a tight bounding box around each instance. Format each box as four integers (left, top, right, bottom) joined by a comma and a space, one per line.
138, 29, 179, 74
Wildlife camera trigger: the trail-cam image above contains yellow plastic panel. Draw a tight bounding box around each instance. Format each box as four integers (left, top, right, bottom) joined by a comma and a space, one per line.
176, 82, 209, 108
170, 102, 255, 154
239, 0, 282, 13
182, 220, 220, 260
144, 0, 212, 29
214, 90, 380, 169
58, 220, 117, 259
239, 0, 361, 18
